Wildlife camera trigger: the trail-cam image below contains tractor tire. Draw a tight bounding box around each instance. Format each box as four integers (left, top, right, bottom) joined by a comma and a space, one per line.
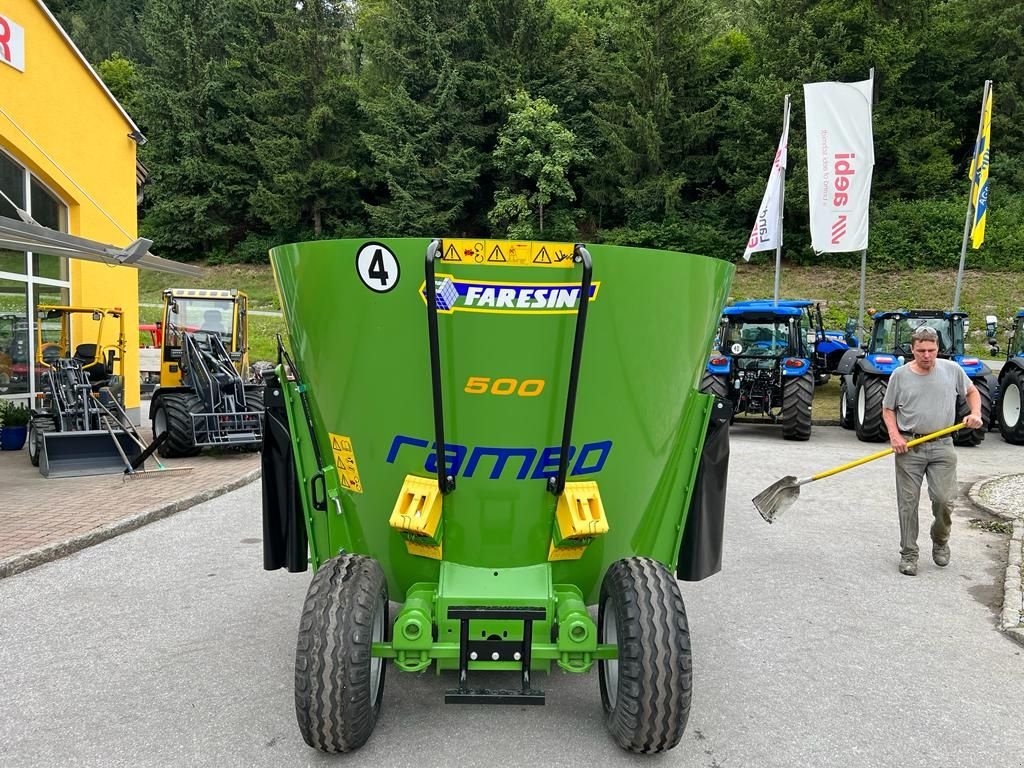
598, 557, 692, 754
997, 369, 1024, 445
839, 378, 855, 430
814, 370, 831, 387
295, 554, 388, 754
152, 393, 203, 458
28, 416, 56, 467
953, 376, 992, 447
699, 372, 729, 400
781, 372, 813, 441
855, 376, 888, 443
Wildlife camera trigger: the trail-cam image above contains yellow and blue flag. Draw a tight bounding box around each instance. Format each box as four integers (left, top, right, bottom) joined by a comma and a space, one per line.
969, 88, 992, 249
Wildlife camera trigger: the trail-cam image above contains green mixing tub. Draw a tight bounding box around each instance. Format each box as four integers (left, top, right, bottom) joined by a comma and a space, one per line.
262, 237, 734, 754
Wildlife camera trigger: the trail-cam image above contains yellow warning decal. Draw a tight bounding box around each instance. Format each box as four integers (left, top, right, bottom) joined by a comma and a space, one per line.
441, 239, 576, 269
329, 433, 363, 494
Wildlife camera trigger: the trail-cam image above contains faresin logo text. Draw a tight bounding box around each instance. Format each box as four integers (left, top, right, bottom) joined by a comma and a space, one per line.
419, 274, 600, 315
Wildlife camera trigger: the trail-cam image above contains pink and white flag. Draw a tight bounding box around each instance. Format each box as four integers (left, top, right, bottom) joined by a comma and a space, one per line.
743, 101, 791, 261
804, 75, 875, 253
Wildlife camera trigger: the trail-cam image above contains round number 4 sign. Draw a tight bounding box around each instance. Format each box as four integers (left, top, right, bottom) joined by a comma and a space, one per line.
356, 242, 400, 293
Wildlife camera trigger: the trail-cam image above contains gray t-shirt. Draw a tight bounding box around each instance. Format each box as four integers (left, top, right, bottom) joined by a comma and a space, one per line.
882, 358, 971, 434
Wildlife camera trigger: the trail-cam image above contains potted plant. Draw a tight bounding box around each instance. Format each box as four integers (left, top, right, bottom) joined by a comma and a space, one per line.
0, 401, 30, 451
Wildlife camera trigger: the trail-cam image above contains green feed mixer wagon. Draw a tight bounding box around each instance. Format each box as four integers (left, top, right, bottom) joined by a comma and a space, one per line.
262, 237, 734, 754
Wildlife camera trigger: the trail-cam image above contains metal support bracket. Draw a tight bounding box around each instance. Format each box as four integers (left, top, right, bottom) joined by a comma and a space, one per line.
445, 606, 546, 705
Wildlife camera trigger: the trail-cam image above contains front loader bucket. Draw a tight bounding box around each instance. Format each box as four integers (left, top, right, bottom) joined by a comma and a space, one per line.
39, 430, 140, 478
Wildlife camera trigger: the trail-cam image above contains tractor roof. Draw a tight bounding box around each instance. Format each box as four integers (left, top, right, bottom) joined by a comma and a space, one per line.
163, 288, 240, 299
731, 299, 815, 308
873, 309, 969, 320
723, 304, 802, 318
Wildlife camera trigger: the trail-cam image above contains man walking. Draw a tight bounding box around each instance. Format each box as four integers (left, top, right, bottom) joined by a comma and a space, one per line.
881, 326, 983, 576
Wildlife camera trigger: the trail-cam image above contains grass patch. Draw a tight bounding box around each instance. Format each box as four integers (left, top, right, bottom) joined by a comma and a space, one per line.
135, 260, 1022, 369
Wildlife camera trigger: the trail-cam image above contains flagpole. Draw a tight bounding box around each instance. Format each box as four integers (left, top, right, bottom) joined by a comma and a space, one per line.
953, 79, 992, 312
774, 94, 790, 305
856, 68, 875, 339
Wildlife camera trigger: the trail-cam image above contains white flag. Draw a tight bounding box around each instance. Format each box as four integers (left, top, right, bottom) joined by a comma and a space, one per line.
804, 75, 875, 253
743, 100, 791, 261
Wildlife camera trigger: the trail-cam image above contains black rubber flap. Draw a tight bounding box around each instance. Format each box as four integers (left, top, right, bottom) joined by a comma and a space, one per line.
261, 373, 308, 572
677, 397, 731, 581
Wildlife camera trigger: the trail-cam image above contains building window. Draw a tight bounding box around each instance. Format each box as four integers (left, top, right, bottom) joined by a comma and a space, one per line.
0, 148, 70, 403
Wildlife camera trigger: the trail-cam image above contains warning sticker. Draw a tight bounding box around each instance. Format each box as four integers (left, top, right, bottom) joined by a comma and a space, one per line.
329, 433, 363, 494
441, 239, 576, 269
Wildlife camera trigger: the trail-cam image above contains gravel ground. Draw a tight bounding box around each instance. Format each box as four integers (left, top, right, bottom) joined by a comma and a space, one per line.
974, 472, 1024, 518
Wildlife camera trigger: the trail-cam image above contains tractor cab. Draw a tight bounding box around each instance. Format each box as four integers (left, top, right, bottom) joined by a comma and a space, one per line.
34, 305, 127, 395
729, 298, 855, 384
866, 309, 965, 359
158, 288, 249, 388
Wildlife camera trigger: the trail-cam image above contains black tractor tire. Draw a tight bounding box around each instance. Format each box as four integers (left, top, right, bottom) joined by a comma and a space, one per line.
953, 376, 992, 447
28, 416, 56, 467
814, 370, 831, 387
839, 378, 855, 430
152, 393, 203, 458
781, 372, 813, 441
295, 554, 388, 754
598, 557, 692, 754
699, 372, 729, 400
997, 369, 1024, 445
855, 376, 888, 443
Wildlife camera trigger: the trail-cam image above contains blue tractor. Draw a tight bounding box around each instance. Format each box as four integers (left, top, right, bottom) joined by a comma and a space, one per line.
836, 309, 996, 447
700, 303, 814, 440
994, 309, 1024, 444
730, 299, 857, 385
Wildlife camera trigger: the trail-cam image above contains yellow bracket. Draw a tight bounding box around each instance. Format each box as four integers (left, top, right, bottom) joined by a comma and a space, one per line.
549, 481, 608, 561
389, 475, 444, 560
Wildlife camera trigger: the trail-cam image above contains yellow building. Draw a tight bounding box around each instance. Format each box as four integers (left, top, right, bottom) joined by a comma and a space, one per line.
0, 0, 152, 422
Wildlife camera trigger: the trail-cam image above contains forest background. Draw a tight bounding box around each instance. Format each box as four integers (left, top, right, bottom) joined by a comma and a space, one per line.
50, 0, 1024, 271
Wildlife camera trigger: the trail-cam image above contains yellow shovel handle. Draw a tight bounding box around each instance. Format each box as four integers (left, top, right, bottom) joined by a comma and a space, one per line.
810, 423, 966, 483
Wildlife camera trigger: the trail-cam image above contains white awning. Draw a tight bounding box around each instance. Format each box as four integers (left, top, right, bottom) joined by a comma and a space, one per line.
0, 214, 202, 277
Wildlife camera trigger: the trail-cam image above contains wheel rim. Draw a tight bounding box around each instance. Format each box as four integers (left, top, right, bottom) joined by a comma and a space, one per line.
153, 405, 167, 437
369, 591, 385, 702
840, 385, 848, 421
857, 385, 866, 423
1005, 383, 1022, 428
601, 596, 619, 710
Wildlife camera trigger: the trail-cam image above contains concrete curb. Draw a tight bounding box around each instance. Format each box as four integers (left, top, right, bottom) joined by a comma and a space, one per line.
0, 468, 262, 580
967, 475, 1024, 645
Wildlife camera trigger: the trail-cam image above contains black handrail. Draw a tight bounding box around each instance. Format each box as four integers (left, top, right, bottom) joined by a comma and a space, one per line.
548, 244, 593, 496
278, 335, 328, 511
424, 240, 455, 494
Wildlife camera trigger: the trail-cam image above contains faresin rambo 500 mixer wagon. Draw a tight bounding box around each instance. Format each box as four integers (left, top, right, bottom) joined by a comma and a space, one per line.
262, 237, 734, 754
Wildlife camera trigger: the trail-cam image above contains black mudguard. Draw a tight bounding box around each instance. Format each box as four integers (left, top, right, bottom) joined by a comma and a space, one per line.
677, 396, 731, 582
261, 372, 308, 572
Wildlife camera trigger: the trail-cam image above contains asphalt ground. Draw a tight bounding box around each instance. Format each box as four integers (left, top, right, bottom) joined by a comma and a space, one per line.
0, 425, 1021, 767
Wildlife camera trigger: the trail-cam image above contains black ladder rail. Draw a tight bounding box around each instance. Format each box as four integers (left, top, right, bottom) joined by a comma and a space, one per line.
547, 243, 593, 496
424, 239, 455, 494
278, 336, 329, 511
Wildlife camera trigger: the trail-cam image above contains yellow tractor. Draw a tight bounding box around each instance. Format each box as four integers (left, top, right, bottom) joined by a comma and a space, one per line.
29, 305, 142, 477
149, 288, 263, 457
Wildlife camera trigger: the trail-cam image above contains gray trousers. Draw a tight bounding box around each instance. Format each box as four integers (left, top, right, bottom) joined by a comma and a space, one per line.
894, 438, 958, 559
